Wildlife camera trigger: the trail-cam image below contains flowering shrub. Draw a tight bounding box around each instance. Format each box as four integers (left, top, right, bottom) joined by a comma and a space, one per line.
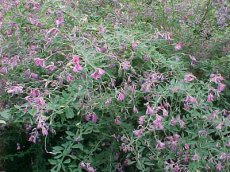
0, 0, 229, 171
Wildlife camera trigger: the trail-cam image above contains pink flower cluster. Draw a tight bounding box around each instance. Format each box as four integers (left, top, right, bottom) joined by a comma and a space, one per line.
26, 89, 48, 142
175, 42, 183, 51
33, 58, 57, 72
141, 72, 163, 93
24, 69, 38, 79
56, 16, 64, 27
84, 112, 98, 123
184, 73, 196, 82
131, 40, 139, 50
207, 73, 226, 102
165, 134, 180, 151
150, 114, 164, 130
133, 128, 144, 137
91, 68, 105, 80
28, 14, 42, 27
145, 104, 156, 115
121, 61, 131, 70
7, 85, 23, 95
26, 89, 46, 108
72, 55, 83, 73
183, 95, 197, 110
114, 116, 121, 125
170, 115, 185, 128
117, 91, 125, 101
79, 162, 96, 172
0, 55, 20, 74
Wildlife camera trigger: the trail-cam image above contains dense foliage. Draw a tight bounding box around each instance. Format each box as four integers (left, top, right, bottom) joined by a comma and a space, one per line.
0, 0, 229, 171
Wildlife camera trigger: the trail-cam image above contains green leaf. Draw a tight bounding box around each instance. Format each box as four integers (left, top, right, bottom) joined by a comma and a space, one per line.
66, 131, 75, 136
72, 143, 83, 150
48, 159, 57, 165
0, 120, 6, 124
144, 161, 155, 166
68, 155, 77, 160
53, 146, 64, 151
66, 108, 75, 119
0, 110, 10, 119
63, 159, 71, 164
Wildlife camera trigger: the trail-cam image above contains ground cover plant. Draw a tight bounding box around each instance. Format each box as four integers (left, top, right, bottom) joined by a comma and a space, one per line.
0, 0, 230, 171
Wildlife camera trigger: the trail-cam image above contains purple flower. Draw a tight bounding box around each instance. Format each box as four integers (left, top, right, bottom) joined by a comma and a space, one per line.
184, 144, 189, 150
138, 116, 145, 125
141, 82, 151, 93
152, 114, 164, 130
155, 140, 165, 150
41, 126, 48, 136
16, 143, 21, 150
216, 163, 223, 171
98, 26, 106, 34
133, 128, 144, 137
72, 55, 83, 73
87, 167, 96, 172
165, 135, 180, 151
173, 164, 180, 172
28, 131, 38, 143
207, 93, 214, 102
79, 162, 86, 169
30, 89, 40, 97
45, 62, 57, 71
79, 162, 96, 172
184, 73, 196, 82
170, 117, 177, 126
178, 119, 185, 128
104, 98, 112, 105
10, 55, 20, 68
208, 110, 219, 121
33, 97, 46, 106
33, 3, 41, 10
96, 44, 107, 53
170, 115, 185, 128
162, 108, 168, 117
133, 105, 138, 114
73, 64, 83, 73
91, 68, 105, 80
175, 42, 182, 51
217, 83, 226, 93
164, 7, 172, 14
84, 113, 91, 121
28, 135, 36, 143
72, 55, 80, 64
34, 58, 45, 67
114, 116, 121, 125
131, 41, 139, 50
216, 122, 224, 130
189, 55, 197, 66
7, 85, 23, 94
192, 153, 200, 161
210, 73, 224, 83
84, 113, 98, 123
117, 92, 125, 101
121, 61, 131, 70
163, 32, 172, 40
56, 16, 64, 27
146, 105, 156, 115
66, 74, 74, 82
91, 113, 98, 123
0, 67, 8, 74
184, 95, 197, 104
30, 73, 38, 79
